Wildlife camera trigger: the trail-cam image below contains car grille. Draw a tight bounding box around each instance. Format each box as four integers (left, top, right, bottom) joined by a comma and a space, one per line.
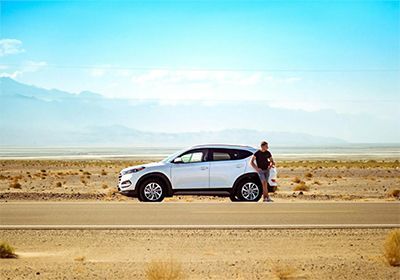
118, 173, 122, 183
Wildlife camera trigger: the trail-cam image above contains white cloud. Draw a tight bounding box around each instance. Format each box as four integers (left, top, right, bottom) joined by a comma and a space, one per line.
130, 70, 300, 86
0, 61, 47, 78
268, 99, 327, 112
88, 65, 126, 78
84, 68, 302, 102
0, 39, 25, 56
263, 76, 302, 84
24, 61, 47, 72
0, 71, 23, 79
89, 68, 107, 77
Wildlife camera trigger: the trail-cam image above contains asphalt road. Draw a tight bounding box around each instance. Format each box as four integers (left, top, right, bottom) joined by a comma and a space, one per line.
0, 202, 399, 229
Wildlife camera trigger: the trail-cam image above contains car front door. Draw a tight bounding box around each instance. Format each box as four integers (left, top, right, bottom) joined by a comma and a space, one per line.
209, 148, 249, 189
170, 149, 210, 189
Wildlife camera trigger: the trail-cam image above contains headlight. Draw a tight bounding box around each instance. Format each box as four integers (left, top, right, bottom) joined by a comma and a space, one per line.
122, 166, 145, 175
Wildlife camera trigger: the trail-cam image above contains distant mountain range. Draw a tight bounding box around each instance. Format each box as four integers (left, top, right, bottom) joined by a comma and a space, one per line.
0, 77, 361, 146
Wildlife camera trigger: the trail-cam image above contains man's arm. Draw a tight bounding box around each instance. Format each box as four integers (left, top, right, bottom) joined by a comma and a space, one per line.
250, 155, 261, 171
269, 156, 275, 167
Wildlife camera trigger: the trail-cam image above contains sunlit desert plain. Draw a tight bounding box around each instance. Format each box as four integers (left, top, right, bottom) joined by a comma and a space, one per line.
1, 159, 399, 279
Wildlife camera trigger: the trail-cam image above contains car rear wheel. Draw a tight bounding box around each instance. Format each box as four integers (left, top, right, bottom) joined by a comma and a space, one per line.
237, 180, 262, 202
138, 178, 165, 202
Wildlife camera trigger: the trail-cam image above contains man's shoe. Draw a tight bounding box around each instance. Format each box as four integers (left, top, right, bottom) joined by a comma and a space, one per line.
263, 197, 274, 202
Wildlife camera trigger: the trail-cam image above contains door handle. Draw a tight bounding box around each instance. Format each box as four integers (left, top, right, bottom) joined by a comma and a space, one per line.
236, 164, 244, 168
200, 166, 209, 170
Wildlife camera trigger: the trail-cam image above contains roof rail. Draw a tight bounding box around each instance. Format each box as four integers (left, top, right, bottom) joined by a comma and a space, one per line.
190, 143, 255, 149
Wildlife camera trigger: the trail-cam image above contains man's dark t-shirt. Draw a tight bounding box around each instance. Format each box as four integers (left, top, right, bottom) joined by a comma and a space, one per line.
254, 150, 272, 170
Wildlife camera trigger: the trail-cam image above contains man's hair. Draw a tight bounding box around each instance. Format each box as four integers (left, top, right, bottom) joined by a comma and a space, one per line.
261, 141, 268, 147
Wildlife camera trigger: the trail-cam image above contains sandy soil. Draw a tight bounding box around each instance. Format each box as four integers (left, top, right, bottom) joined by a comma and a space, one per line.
0, 159, 399, 202
1, 228, 399, 279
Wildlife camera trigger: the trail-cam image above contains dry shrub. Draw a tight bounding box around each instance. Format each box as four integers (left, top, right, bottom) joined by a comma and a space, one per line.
271, 263, 300, 280
107, 189, 118, 196
313, 181, 321, 185
13, 175, 23, 180
292, 177, 301, 183
56, 182, 62, 188
384, 229, 400, 266
305, 172, 313, 179
293, 182, 309, 192
102, 184, 109, 189
389, 189, 400, 198
101, 170, 107, 176
146, 259, 184, 280
9, 181, 22, 189
0, 242, 18, 258
105, 189, 121, 200
74, 256, 86, 262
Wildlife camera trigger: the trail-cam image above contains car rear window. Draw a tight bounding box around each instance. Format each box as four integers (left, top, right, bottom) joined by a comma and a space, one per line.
231, 149, 253, 160
210, 149, 253, 161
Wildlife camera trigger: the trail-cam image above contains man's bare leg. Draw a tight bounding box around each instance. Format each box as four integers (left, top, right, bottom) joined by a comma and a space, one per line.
262, 180, 269, 200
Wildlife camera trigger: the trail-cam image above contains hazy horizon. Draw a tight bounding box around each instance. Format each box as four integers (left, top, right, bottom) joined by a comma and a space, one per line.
1, 77, 400, 145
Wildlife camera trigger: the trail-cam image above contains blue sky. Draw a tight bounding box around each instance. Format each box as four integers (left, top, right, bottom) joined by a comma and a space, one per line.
1, 0, 399, 141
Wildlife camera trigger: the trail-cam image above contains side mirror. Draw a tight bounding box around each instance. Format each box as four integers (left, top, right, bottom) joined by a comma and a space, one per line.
173, 157, 183, 164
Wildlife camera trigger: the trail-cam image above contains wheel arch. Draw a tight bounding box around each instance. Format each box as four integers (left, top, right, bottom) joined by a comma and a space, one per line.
232, 172, 261, 194
135, 172, 173, 197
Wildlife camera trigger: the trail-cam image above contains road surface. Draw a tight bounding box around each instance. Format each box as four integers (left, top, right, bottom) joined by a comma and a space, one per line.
0, 202, 399, 229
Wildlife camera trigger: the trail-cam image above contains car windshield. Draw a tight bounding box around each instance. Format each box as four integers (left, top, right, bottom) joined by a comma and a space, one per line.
161, 148, 186, 163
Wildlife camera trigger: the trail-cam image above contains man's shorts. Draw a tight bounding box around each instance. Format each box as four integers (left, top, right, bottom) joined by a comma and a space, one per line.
258, 169, 269, 183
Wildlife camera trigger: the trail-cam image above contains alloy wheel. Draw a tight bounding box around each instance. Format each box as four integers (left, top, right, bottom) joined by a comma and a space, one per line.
241, 182, 259, 201
143, 182, 163, 201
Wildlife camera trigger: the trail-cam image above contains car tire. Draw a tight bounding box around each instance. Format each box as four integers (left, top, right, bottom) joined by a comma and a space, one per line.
236, 179, 262, 202
138, 178, 166, 202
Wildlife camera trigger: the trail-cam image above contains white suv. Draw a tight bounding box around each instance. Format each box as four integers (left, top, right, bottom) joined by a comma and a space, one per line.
118, 144, 278, 202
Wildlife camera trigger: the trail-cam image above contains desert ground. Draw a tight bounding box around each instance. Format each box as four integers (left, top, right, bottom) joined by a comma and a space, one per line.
1, 159, 399, 279
0, 159, 399, 201
1, 228, 399, 279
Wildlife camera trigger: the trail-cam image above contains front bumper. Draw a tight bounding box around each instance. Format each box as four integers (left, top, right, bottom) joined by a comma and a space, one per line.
117, 172, 140, 194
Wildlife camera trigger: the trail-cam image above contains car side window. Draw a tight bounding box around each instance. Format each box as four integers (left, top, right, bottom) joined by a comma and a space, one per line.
181, 152, 203, 163
210, 148, 253, 161
232, 149, 253, 160
212, 151, 232, 161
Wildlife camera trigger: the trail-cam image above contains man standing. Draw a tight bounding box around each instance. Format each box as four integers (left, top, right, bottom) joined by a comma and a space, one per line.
250, 141, 275, 202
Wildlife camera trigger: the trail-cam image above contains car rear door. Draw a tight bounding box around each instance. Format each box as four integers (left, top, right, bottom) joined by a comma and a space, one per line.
209, 148, 251, 189
170, 148, 210, 189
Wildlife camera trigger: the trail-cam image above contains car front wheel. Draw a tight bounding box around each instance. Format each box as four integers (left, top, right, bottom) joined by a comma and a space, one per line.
237, 180, 262, 202
138, 178, 165, 202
